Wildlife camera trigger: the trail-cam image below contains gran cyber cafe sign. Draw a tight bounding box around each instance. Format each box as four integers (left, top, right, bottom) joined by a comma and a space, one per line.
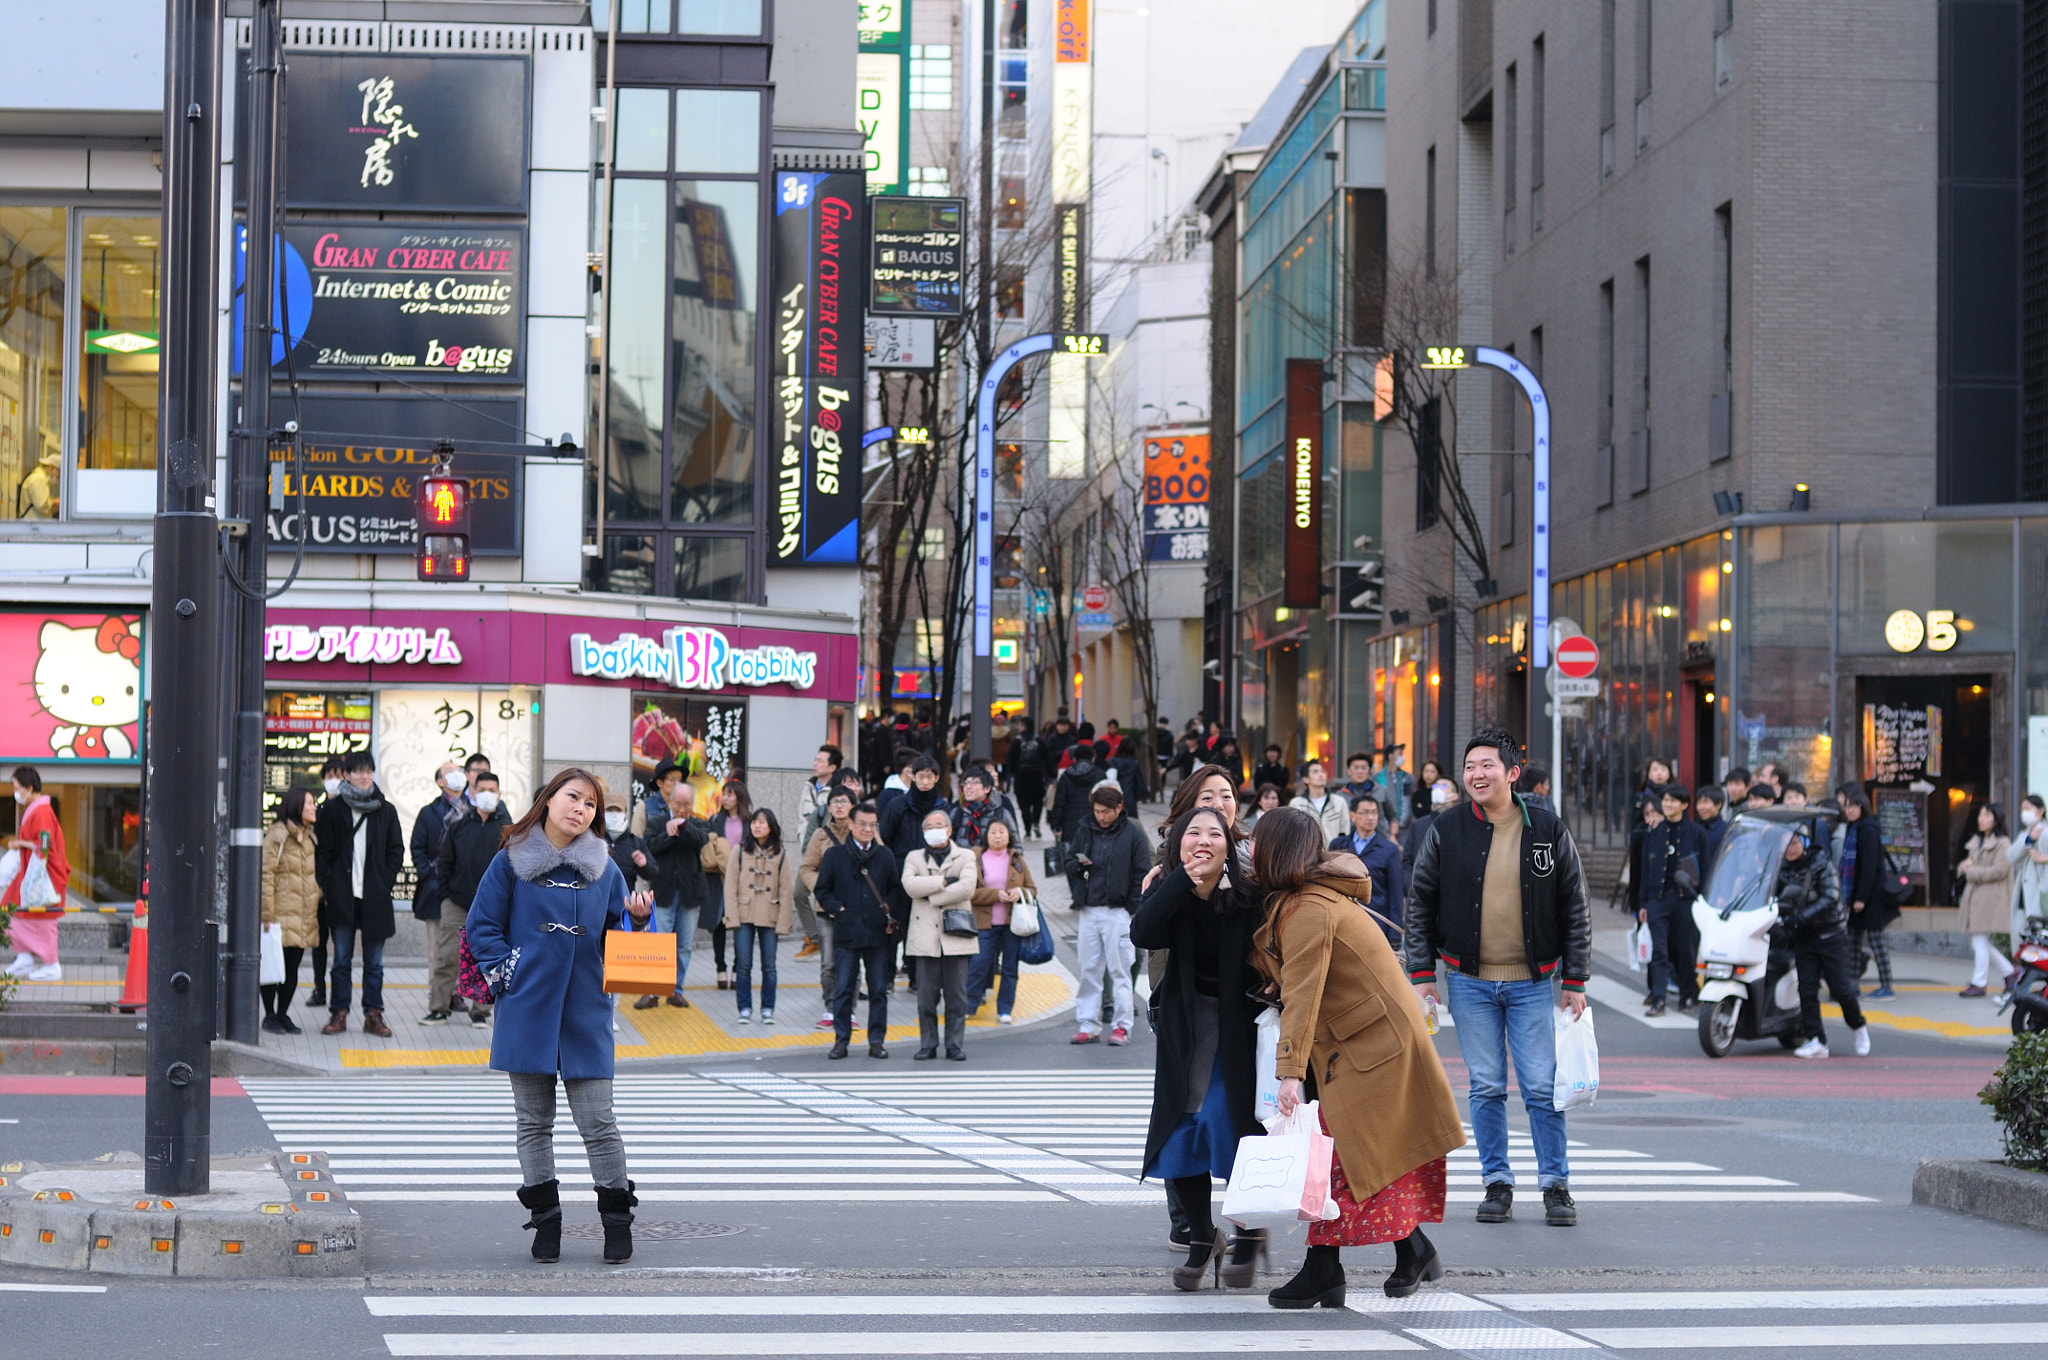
570, 627, 818, 692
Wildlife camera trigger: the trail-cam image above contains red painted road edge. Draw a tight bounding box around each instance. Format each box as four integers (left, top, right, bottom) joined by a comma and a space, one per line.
0, 1076, 246, 1096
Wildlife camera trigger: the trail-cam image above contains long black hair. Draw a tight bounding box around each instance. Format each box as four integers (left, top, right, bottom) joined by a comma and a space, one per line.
276, 786, 312, 827
744, 806, 784, 856
1160, 805, 1251, 913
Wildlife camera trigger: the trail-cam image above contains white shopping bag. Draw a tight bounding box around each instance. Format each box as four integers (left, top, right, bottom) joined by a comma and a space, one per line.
15, 852, 59, 910
1220, 1100, 1338, 1230
1553, 1005, 1600, 1112
0, 848, 18, 897
260, 922, 286, 986
1007, 893, 1042, 938
1253, 1010, 1281, 1121
1626, 922, 1651, 972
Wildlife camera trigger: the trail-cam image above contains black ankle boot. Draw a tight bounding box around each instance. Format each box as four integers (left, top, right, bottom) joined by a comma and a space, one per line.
1383, 1227, 1443, 1297
1268, 1244, 1345, 1309
516, 1179, 561, 1263
595, 1180, 638, 1263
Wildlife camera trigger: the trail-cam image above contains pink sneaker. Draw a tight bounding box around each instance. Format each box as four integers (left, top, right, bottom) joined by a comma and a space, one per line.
1107, 1026, 1130, 1046
1070, 1030, 1098, 1045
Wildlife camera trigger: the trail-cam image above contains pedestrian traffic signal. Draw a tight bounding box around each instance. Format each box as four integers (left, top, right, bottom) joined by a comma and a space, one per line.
415, 464, 471, 581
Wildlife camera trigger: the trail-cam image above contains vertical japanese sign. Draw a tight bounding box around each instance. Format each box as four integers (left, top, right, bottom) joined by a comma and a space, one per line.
1284, 359, 1323, 609
1144, 430, 1209, 562
1048, 0, 1092, 478
772, 169, 868, 565
858, 0, 910, 196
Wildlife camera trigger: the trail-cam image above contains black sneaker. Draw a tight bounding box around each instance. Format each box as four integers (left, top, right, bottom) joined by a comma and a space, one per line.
1543, 1183, 1577, 1227
260, 1015, 288, 1034
1646, 1001, 1667, 1017
420, 1009, 451, 1026
1477, 1182, 1513, 1222
1168, 1224, 1193, 1250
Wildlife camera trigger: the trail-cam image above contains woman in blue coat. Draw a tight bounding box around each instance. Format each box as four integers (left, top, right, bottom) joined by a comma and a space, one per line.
467, 766, 653, 1266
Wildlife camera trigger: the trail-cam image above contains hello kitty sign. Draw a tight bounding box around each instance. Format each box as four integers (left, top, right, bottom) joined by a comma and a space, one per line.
0, 611, 146, 763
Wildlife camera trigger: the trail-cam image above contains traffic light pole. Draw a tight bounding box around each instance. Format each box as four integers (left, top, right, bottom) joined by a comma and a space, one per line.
969, 333, 1054, 764
148, 0, 227, 1195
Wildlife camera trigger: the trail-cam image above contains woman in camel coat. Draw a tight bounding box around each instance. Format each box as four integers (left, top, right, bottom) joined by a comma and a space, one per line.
1957, 802, 2015, 995
260, 787, 322, 1033
901, 808, 980, 1060
1253, 807, 1464, 1309
724, 808, 795, 1023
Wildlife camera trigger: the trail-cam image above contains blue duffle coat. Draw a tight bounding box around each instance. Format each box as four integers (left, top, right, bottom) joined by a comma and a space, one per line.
466, 829, 629, 1080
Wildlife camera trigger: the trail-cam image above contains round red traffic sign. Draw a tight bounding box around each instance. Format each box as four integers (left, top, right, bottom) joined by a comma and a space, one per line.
1555, 634, 1600, 679
1080, 583, 1110, 611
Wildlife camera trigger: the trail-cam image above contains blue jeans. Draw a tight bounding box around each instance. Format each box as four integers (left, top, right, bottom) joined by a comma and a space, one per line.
653, 901, 699, 994
734, 923, 778, 1012
1444, 971, 1571, 1190
327, 925, 384, 1015
965, 925, 1022, 1015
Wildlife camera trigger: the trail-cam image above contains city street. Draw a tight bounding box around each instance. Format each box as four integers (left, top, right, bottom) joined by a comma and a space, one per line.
5, 859, 2041, 1359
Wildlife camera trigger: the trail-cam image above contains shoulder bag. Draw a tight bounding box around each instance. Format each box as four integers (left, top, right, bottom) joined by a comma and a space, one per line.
858, 864, 899, 936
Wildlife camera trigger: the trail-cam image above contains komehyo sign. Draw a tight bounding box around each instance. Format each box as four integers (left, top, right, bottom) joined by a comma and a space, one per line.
1283, 359, 1323, 609
770, 170, 867, 565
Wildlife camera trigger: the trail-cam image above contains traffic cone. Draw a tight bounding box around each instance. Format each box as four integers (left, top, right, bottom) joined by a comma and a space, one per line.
115, 884, 147, 1013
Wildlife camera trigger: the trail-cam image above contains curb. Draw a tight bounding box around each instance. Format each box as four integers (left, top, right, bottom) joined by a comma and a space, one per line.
1913, 1158, 2048, 1230
0, 1038, 324, 1078
0, 1151, 362, 1277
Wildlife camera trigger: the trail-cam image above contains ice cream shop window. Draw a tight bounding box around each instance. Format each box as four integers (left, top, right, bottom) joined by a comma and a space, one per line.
631, 693, 748, 815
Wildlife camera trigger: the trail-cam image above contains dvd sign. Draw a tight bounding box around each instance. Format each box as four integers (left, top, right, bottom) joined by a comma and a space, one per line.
276, 221, 525, 383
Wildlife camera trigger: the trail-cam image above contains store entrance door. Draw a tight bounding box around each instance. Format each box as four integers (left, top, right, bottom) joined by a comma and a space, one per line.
1681, 666, 1717, 792
1852, 672, 1996, 908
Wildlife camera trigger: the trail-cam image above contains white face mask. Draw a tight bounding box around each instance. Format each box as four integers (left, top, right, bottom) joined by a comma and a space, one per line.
923, 827, 950, 848
444, 771, 467, 792
474, 791, 500, 815
13, 787, 29, 806
2025, 807, 2042, 828
322, 778, 342, 797
604, 811, 627, 835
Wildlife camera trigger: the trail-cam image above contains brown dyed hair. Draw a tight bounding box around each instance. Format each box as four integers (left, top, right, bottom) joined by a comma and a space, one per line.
1247, 806, 1372, 990
502, 766, 606, 848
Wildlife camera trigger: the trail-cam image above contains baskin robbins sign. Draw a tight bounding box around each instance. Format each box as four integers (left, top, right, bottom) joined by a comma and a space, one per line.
570, 626, 817, 692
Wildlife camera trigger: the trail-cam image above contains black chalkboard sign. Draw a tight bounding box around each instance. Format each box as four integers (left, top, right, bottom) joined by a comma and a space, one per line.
1864, 703, 1943, 784
1873, 788, 1929, 885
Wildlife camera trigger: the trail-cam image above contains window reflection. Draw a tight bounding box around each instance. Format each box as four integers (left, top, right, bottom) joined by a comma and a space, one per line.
605, 180, 666, 522
0, 208, 65, 520
673, 90, 759, 174
613, 89, 669, 171
671, 179, 757, 523
674, 535, 748, 601
601, 533, 659, 595
78, 216, 159, 472
678, 0, 761, 34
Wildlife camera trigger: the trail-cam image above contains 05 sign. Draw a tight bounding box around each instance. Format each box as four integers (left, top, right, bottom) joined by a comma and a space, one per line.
1884, 608, 1960, 654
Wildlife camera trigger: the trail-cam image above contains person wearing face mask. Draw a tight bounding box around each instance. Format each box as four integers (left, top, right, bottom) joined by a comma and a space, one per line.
2010, 795, 2048, 967
901, 809, 980, 1060
430, 771, 513, 1026
603, 794, 651, 893
1, 766, 69, 982
305, 755, 348, 1010
409, 761, 471, 1006
313, 752, 405, 1037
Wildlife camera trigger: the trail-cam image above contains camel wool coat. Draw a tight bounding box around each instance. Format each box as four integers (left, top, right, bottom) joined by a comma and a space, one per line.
724, 844, 796, 933
1959, 833, 2014, 933
1272, 873, 1465, 1200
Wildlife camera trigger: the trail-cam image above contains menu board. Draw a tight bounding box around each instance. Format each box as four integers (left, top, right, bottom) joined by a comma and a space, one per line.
1863, 703, 1944, 783
1873, 787, 1929, 885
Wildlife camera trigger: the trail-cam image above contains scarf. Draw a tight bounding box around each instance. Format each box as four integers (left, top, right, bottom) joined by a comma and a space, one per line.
339, 781, 384, 812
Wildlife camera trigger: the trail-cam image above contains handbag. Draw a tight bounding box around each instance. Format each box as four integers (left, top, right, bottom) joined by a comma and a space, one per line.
701, 833, 730, 875
603, 927, 679, 995
1018, 925, 1056, 966
942, 907, 979, 938
259, 922, 286, 986
1042, 844, 1067, 878
1007, 891, 1042, 937
455, 930, 493, 1005
15, 852, 59, 910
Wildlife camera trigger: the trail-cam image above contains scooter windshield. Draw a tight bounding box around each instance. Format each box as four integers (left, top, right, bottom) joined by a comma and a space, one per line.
1705, 819, 1794, 915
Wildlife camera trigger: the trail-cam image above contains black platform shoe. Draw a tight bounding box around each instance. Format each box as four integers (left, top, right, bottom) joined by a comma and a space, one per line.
516, 1178, 562, 1263
1268, 1243, 1346, 1309
596, 1180, 638, 1263
1383, 1227, 1443, 1297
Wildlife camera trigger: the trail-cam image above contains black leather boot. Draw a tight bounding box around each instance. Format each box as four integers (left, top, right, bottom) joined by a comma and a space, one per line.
1383, 1227, 1443, 1297
1268, 1244, 1345, 1309
516, 1179, 561, 1263
596, 1180, 638, 1264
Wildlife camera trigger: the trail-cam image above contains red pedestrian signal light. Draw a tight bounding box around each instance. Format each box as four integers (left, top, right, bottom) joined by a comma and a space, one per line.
415, 467, 472, 581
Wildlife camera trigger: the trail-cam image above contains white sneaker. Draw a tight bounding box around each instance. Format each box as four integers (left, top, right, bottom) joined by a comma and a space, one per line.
1793, 1037, 1829, 1059
736, 1011, 751, 1024
23, 962, 61, 982
761, 1010, 774, 1025
1853, 1025, 1872, 1056
3, 953, 33, 977
997, 1014, 1016, 1025
612, 1019, 621, 1032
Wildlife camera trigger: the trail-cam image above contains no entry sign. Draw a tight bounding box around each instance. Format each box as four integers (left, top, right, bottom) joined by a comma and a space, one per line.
1080, 582, 1110, 612
1555, 634, 1600, 679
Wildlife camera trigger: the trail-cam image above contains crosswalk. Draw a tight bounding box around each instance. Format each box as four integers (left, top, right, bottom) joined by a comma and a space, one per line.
360, 1287, 2048, 1355
240, 1068, 1869, 1209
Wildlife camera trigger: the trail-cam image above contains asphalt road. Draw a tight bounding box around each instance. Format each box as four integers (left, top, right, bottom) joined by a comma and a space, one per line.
4, 947, 2044, 1359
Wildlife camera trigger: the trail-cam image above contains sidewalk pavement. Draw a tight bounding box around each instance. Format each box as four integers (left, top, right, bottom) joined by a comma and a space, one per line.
1591, 922, 2015, 1048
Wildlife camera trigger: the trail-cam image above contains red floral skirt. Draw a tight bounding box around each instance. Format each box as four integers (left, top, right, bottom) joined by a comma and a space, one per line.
1307, 1109, 1447, 1247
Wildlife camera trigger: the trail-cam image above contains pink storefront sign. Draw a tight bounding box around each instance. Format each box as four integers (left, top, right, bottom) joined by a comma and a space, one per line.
263, 608, 856, 701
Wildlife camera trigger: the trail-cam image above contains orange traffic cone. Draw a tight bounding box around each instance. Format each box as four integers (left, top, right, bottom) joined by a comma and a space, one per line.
115, 884, 147, 1013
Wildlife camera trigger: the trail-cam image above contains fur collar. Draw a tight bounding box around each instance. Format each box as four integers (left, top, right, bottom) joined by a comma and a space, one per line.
504, 829, 612, 884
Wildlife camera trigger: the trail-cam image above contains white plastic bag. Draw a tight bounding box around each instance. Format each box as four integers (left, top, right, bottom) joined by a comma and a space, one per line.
15, 853, 58, 910
1626, 922, 1651, 972
0, 849, 19, 898
260, 922, 286, 986
1221, 1099, 1338, 1230
1007, 892, 1041, 938
1253, 1010, 1281, 1121
1553, 1005, 1599, 1112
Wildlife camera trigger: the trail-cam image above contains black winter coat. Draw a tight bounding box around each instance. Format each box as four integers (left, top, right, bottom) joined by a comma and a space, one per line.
1067, 813, 1150, 909
314, 789, 405, 942
1776, 845, 1846, 936
1130, 867, 1267, 1175
1841, 817, 1896, 930
880, 786, 950, 866
645, 812, 711, 910
409, 795, 466, 919
435, 805, 515, 910
1048, 759, 1103, 840
1403, 794, 1592, 990
814, 836, 906, 949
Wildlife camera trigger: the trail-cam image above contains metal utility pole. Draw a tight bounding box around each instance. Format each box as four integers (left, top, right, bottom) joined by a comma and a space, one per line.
148, 0, 227, 1195
589, 0, 620, 571
967, 0, 996, 764
222, 0, 281, 1047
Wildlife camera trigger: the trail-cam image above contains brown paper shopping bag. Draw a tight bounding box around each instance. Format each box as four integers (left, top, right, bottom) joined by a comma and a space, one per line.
603, 929, 678, 995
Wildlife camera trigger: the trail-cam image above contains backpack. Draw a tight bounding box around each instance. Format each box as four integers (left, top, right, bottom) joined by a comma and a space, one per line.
1016, 738, 1047, 779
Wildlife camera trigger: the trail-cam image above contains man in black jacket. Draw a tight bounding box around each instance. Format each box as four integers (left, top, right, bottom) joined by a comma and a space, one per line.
1777, 827, 1870, 1058
1065, 785, 1149, 1046
814, 802, 905, 1059
1047, 744, 1104, 842
409, 759, 470, 1021
1406, 728, 1589, 1228
1637, 786, 1706, 1016
645, 783, 711, 1009
880, 756, 950, 863
428, 771, 512, 1026
313, 751, 404, 1037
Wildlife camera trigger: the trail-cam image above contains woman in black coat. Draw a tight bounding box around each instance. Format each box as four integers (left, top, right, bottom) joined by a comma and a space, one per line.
1132, 804, 1267, 1291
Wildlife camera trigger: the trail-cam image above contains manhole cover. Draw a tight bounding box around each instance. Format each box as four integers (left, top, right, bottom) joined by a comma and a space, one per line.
561, 1220, 745, 1241
1572, 1115, 1741, 1128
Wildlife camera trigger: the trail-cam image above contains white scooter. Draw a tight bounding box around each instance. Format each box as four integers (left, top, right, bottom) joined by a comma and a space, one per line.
1693, 809, 1831, 1058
